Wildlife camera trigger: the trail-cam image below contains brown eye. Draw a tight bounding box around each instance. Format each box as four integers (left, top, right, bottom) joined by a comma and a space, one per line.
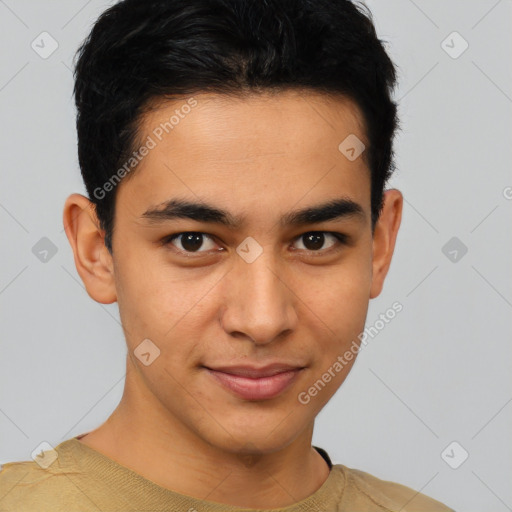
164, 232, 218, 254
293, 232, 346, 252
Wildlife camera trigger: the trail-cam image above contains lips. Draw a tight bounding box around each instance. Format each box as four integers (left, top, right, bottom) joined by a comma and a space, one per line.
204, 364, 305, 401
206, 364, 303, 379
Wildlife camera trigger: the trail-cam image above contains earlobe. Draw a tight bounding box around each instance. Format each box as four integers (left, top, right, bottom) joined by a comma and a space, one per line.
62, 193, 117, 304
369, 189, 403, 299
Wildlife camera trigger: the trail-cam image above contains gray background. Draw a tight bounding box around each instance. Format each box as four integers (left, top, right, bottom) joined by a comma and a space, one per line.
0, 1, 511, 510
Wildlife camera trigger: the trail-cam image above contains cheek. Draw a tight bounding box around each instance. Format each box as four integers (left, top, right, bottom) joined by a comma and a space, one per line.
302, 249, 372, 312
296, 254, 372, 359
112, 247, 171, 345
294, 260, 371, 410
113, 249, 222, 348
316, 286, 369, 351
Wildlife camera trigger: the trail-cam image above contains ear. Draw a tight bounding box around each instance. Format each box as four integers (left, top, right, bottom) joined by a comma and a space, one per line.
370, 189, 403, 299
62, 193, 117, 304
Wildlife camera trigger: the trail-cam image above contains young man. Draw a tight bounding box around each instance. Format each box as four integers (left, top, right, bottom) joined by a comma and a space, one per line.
0, 0, 454, 510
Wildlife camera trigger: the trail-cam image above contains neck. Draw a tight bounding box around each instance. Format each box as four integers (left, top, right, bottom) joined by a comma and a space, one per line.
78, 357, 330, 508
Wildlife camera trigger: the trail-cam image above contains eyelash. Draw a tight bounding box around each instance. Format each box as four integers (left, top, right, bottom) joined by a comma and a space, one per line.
160, 231, 348, 257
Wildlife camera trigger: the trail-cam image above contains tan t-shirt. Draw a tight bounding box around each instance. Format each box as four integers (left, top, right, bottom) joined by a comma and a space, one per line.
0, 436, 454, 511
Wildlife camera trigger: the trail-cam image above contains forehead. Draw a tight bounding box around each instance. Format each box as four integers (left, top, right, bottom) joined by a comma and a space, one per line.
138, 89, 367, 156
116, 90, 371, 223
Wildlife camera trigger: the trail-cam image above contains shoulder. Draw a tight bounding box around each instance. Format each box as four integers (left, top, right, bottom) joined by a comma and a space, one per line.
335, 464, 455, 511
0, 459, 59, 511
0, 444, 101, 512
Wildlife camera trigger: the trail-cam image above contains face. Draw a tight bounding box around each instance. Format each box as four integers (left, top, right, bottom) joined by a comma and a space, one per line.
66, 90, 401, 455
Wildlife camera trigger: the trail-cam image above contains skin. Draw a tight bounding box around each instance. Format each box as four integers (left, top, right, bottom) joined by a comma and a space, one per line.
63, 89, 402, 508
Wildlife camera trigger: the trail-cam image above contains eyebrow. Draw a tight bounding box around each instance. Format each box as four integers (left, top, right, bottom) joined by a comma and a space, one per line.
141, 197, 366, 229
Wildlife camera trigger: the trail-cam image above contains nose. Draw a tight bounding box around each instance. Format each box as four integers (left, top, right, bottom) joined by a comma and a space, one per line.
219, 251, 298, 345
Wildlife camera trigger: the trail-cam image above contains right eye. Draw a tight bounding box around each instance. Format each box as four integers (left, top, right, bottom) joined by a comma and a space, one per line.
161, 232, 222, 255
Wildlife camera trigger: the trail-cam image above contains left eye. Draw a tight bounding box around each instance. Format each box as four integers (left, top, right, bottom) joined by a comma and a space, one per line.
293, 232, 345, 252
162, 231, 346, 255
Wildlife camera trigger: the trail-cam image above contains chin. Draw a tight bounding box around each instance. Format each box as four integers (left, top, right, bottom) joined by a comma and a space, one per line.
194, 411, 305, 455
